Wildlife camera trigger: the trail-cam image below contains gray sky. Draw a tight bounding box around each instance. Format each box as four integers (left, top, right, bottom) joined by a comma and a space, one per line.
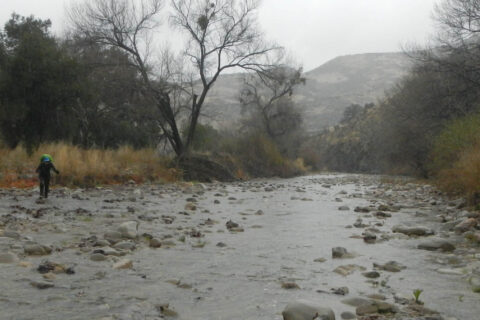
0, 0, 438, 71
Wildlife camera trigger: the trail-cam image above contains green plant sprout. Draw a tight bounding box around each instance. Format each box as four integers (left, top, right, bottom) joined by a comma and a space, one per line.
413, 289, 424, 304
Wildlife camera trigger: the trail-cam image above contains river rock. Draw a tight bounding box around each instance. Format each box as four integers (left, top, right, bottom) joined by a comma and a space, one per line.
470, 277, 480, 293
117, 221, 139, 239
363, 231, 376, 243
362, 271, 380, 278
30, 280, 54, 289
354, 206, 371, 213
340, 311, 356, 319
454, 218, 477, 234
24, 244, 52, 256
356, 301, 397, 316
3, 230, 20, 239
392, 225, 434, 236
90, 253, 108, 261
332, 247, 348, 258
334, 264, 366, 276
149, 238, 162, 248
113, 241, 136, 251
338, 206, 350, 211
282, 300, 335, 320
373, 261, 406, 272
0, 252, 18, 263
417, 239, 456, 252
104, 231, 123, 244
113, 258, 133, 269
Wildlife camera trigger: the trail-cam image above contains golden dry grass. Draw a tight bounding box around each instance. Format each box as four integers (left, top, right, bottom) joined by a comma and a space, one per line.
0, 143, 180, 188
436, 144, 480, 202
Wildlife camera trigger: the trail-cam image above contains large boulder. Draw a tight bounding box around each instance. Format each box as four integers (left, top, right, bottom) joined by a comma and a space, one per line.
282, 300, 335, 320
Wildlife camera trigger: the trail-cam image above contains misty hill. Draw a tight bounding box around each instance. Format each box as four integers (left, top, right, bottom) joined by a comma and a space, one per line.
202, 52, 413, 132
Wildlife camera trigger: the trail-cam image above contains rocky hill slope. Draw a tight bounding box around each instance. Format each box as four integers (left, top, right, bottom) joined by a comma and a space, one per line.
202, 52, 412, 132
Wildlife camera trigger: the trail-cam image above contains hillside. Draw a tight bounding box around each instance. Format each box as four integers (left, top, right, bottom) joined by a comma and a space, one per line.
201, 52, 413, 132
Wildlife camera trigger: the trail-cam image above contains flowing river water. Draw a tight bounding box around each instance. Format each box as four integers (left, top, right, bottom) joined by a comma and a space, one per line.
0, 174, 479, 320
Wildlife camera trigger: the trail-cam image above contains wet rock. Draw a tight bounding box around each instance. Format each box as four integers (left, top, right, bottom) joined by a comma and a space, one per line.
0, 252, 18, 263
281, 282, 300, 289
331, 286, 349, 295
340, 311, 356, 319
362, 271, 380, 278
374, 211, 392, 218
341, 297, 371, 307
24, 244, 52, 256
454, 218, 477, 234
392, 225, 434, 236
216, 242, 227, 247
113, 258, 133, 269
470, 276, 480, 293
363, 231, 376, 243
185, 202, 197, 211
104, 231, 124, 244
37, 260, 69, 274
226, 220, 244, 232
282, 300, 335, 320
117, 221, 139, 239
156, 303, 178, 317
332, 247, 347, 258
356, 301, 397, 316
90, 253, 108, 261
338, 206, 350, 211
417, 239, 456, 252
30, 280, 54, 289
3, 230, 20, 239
354, 206, 371, 213
353, 219, 366, 228
373, 261, 406, 272
149, 238, 162, 248
334, 264, 366, 276
113, 241, 136, 251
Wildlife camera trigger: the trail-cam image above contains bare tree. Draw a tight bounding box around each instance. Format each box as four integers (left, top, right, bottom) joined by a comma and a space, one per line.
68, 0, 282, 157
239, 66, 305, 139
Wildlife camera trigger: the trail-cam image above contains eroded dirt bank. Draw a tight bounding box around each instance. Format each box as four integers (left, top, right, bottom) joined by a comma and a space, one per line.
1, 174, 479, 320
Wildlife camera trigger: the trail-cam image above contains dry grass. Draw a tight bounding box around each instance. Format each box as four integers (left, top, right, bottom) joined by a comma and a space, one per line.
0, 143, 180, 188
436, 144, 480, 203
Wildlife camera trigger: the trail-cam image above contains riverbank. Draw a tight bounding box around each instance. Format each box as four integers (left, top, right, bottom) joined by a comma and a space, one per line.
0, 174, 479, 319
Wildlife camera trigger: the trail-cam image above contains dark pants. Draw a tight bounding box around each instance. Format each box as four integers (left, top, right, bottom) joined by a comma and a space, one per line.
39, 175, 51, 198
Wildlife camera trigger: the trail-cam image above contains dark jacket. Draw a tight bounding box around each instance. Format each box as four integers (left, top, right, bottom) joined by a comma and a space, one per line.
36, 162, 59, 178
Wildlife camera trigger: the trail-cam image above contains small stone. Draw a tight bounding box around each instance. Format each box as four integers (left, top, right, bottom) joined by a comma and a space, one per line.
392, 225, 434, 236
117, 221, 139, 239
90, 253, 108, 261
113, 241, 136, 251
281, 282, 300, 289
313, 257, 327, 263
216, 242, 227, 247
24, 244, 52, 256
341, 311, 356, 319
332, 247, 348, 258
0, 252, 18, 264
454, 218, 477, 234
338, 206, 350, 211
331, 286, 349, 295
149, 238, 162, 248
417, 239, 456, 252
373, 261, 406, 272
185, 203, 197, 211
282, 300, 335, 320
362, 271, 380, 278
113, 259, 133, 269
363, 231, 377, 243
30, 280, 54, 289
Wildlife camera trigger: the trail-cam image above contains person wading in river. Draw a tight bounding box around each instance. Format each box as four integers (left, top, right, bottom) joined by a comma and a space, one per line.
35, 154, 60, 198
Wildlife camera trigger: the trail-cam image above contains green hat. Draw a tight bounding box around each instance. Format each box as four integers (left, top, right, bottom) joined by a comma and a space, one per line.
40, 154, 53, 162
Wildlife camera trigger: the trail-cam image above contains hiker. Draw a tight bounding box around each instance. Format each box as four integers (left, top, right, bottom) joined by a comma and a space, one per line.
35, 154, 60, 198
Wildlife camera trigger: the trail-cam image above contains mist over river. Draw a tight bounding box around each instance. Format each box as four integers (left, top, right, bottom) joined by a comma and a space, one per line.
1, 174, 479, 320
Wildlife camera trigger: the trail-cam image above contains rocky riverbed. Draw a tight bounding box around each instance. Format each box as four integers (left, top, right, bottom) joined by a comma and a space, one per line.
1, 174, 479, 320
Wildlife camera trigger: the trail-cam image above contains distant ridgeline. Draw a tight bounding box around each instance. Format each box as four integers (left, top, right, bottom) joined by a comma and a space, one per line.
202, 52, 412, 132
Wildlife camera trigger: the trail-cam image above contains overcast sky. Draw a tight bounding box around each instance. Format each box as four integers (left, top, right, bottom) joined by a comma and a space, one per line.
0, 0, 439, 71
